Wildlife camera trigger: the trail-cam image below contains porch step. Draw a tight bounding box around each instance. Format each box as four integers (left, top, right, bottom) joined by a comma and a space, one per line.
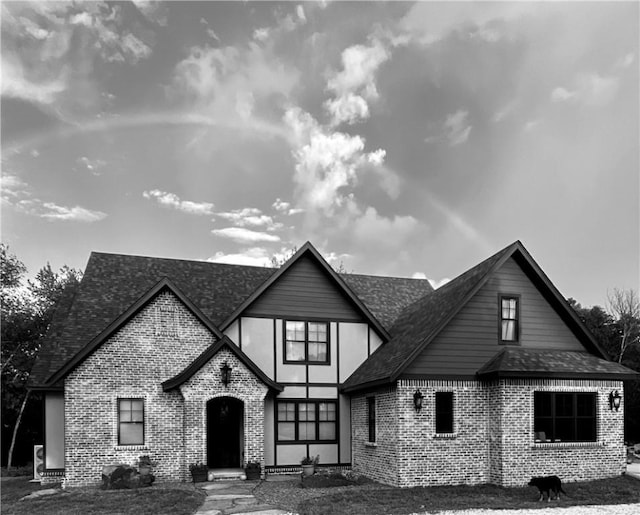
208, 468, 247, 481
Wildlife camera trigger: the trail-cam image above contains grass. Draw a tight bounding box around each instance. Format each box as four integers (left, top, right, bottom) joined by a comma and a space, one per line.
0, 477, 205, 515
256, 473, 640, 515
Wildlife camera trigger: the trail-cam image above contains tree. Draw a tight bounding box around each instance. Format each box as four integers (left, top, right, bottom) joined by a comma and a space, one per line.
1, 244, 82, 468
607, 288, 640, 363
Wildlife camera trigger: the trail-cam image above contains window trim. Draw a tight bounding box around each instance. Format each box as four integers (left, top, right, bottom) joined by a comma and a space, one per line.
276, 399, 338, 443
283, 320, 330, 364
435, 391, 454, 434
533, 391, 597, 443
117, 398, 145, 446
499, 294, 520, 344
367, 397, 376, 443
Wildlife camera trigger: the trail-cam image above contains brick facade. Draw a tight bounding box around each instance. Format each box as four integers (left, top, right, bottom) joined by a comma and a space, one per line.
63, 291, 269, 486
351, 379, 625, 488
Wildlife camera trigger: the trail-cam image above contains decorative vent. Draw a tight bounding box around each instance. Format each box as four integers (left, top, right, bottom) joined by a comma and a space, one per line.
155, 306, 180, 337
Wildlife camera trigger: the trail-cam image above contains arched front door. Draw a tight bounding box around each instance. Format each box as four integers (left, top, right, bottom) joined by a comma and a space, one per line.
206, 397, 243, 468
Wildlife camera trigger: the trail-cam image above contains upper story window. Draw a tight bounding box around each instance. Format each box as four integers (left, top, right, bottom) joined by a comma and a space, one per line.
534, 392, 596, 442
284, 321, 329, 363
118, 398, 144, 445
500, 295, 519, 343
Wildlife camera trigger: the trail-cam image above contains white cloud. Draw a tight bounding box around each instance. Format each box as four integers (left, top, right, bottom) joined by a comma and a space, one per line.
351, 207, 419, 248
208, 247, 272, 267
297, 5, 307, 24
272, 198, 305, 216
0, 175, 28, 201
143, 190, 215, 215
551, 73, 620, 107
1, 57, 67, 105
215, 208, 282, 231
444, 110, 472, 146
616, 52, 635, 69
76, 156, 107, 175
211, 227, 281, 244
428, 277, 451, 289
132, 1, 168, 27
324, 40, 390, 126
284, 106, 391, 216
16, 200, 107, 222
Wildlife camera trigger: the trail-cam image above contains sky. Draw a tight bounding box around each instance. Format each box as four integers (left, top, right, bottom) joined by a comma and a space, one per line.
1, 1, 638, 309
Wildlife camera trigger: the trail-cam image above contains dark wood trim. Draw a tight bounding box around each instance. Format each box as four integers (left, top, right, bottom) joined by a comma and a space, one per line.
282, 320, 330, 365
218, 242, 390, 341
275, 398, 339, 444
238, 317, 243, 350
498, 293, 521, 344
117, 397, 145, 446
273, 319, 277, 383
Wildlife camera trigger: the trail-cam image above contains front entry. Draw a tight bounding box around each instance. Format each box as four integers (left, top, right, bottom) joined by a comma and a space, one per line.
206, 397, 243, 468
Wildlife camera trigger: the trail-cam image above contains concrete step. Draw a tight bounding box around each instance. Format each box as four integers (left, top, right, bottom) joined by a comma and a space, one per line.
208, 468, 247, 481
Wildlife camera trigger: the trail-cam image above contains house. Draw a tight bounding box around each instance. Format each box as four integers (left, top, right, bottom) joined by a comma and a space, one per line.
29, 241, 636, 488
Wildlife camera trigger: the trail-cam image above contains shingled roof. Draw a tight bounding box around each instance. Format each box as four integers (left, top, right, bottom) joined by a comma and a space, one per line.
477, 348, 638, 380
30, 246, 432, 388
341, 241, 613, 393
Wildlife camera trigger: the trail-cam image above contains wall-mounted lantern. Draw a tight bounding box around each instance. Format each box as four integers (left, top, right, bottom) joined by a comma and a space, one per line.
609, 390, 621, 411
220, 362, 232, 387
413, 389, 424, 411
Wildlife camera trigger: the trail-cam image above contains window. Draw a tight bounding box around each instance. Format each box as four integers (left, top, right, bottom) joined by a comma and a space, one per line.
534, 392, 596, 442
500, 295, 519, 342
435, 392, 454, 434
367, 397, 376, 443
118, 398, 144, 445
277, 401, 337, 442
284, 321, 329, 363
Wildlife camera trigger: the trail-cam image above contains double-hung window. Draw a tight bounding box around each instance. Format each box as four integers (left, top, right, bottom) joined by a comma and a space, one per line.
534, 392, 596, 442
277, 401, 337, 442
118, 398, 144, 445
285, 321, 329, 363
500, 295, 519, 343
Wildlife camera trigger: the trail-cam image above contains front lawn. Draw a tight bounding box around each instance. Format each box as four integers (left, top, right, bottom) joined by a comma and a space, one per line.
0, 477, 205, 515
255, 473, 640, 515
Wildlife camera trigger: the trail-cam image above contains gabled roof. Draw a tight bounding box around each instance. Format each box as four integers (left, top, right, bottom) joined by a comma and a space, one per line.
161, 336, 283, 392
44, 277, 227, 386
30, 244, 431, 388
342, 241, 612, 393
477, 348, 638, 380
219, 242, 398, 340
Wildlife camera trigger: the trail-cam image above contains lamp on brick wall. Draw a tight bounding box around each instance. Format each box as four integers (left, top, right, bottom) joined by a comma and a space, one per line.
413, 389, 424, 411
609, 390, 621, 411
220, 362, 232, 387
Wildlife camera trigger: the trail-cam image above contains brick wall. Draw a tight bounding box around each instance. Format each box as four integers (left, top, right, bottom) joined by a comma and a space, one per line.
350, 378, 625, 488
179, 346, 269, 480
351, 386, 399, 486
63, 290, 269, 486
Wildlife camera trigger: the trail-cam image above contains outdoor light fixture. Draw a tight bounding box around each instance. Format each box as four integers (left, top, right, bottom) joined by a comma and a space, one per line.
413, 389, 424, 411
220, 362, 232, 387
609, 390, 621, 411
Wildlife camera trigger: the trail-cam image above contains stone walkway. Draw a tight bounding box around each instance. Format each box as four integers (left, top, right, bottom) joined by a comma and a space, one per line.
195, 480, 291, 515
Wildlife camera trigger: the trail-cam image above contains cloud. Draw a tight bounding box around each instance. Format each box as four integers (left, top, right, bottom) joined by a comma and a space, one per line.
16, 200, 107, 222
199, 17, 220, 42
283, 106, 391, 216
351, 207, 419, 248
211, 227, 281, 244
0, 175, 29, 202
616, 52, 635, 69
132, 1, 168, 27
272, 198, 304, 215
171, 41, 299, 123
324, 39, 390, 126
551, 73, 620, 107
444, 110, 472, 146
208, 247, 272, 267
214, 207, 282, 231
76, 156, 107, 175
142, 190, 215, 215
1, 2, 156, 117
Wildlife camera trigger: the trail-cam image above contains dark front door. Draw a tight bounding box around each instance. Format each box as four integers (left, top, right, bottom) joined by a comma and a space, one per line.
206, 397, 243, 468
